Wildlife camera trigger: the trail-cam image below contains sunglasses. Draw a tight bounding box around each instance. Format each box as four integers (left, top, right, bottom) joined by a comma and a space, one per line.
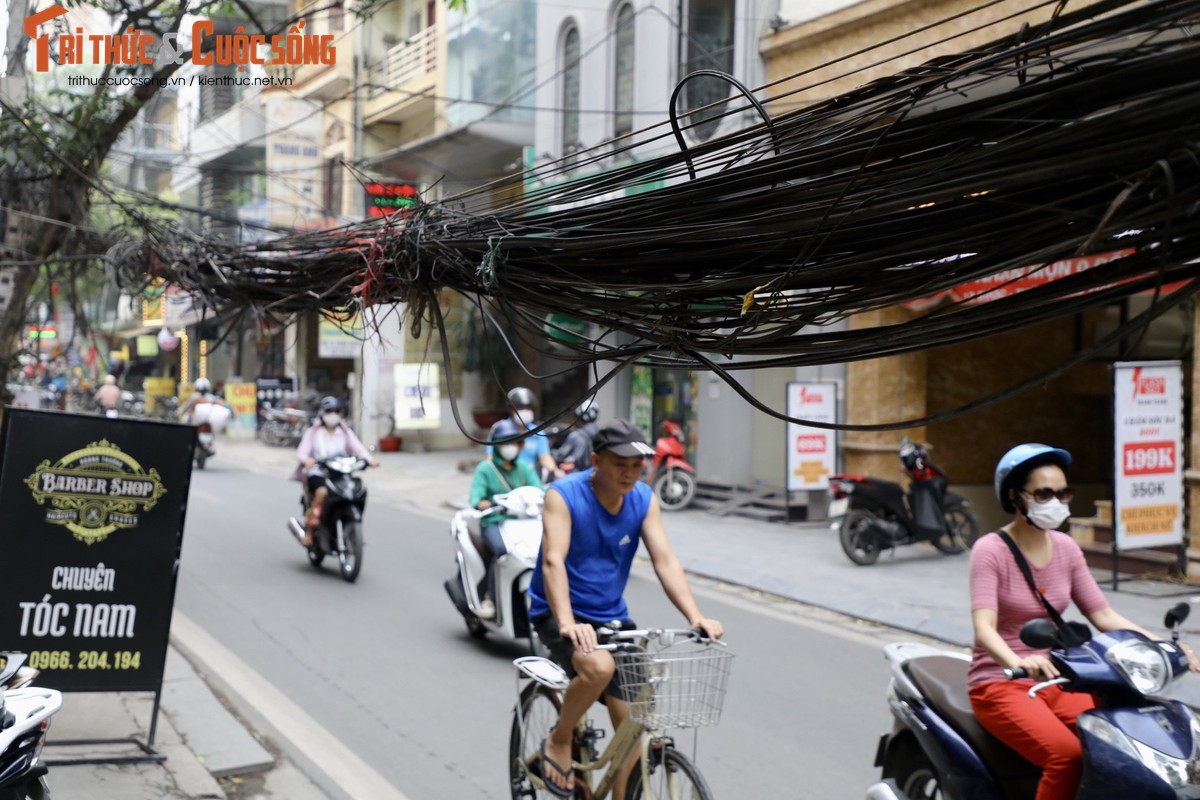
1022, 486, 1074, 503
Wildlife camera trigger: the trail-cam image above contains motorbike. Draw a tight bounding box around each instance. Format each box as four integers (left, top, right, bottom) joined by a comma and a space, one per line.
0, 653, 63, 800
869, 602, 1198, 800
644, 420, 696, 511
287, 456, 371, 583
258, 401, 309, 448
188, 400, 229, 470
828, 439, 979, 565
443, 485, 548, 656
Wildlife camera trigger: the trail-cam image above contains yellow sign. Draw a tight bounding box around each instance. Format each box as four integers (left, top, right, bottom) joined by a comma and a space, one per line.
1119, 504, 1180, 536
24, 440, 168, 545
224, 383, 259, 439
793, 460, 830, 484
144, 377, 176, 415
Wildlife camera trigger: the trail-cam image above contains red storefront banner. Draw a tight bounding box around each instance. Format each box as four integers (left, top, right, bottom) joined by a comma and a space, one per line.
902, 248, 1183, 311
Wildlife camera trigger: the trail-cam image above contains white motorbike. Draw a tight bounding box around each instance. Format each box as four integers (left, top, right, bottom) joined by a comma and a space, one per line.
0, 654, 63, 799
444, 486, 549, 656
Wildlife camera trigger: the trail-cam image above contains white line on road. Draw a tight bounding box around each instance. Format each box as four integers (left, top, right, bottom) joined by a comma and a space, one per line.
170, 611, 413, 800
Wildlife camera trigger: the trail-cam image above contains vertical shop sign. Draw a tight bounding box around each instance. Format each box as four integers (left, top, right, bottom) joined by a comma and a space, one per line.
393, 363, 441, 429
1113, 362, 1184, 550
0, 409, 193, 692
786, 382, 838, 491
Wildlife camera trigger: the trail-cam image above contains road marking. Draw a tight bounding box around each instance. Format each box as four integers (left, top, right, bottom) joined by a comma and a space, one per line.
170, 611, 414, 800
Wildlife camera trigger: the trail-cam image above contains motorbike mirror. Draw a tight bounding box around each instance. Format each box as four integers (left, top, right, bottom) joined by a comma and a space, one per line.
1019, 618, 1059, 649
1165, 602, 1191, 629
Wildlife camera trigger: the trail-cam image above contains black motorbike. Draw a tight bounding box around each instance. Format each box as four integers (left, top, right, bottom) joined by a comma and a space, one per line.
829, 440, 980, 565
287, 456, 370, 582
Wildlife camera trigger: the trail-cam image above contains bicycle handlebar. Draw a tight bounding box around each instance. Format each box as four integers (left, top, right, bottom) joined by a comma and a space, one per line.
593, 626, 725, 649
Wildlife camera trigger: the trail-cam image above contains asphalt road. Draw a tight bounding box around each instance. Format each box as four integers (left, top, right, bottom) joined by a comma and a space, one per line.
177, 460, 911, 799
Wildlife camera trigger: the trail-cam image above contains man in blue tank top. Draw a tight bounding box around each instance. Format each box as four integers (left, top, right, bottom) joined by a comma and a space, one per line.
528, 418, 723, 798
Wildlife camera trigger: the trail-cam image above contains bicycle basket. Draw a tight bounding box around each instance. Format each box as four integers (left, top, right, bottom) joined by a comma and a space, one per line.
613, 642, 733, 729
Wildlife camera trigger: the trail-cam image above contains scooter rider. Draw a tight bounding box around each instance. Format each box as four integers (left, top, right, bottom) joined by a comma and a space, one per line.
469, 418, 543, 619
553, 400, 599, 474
293, 397, 378, 547
180, 377, 216, 423
969, 444, 1199, 800
528, 418, 722, 798
499, 386, 563, 481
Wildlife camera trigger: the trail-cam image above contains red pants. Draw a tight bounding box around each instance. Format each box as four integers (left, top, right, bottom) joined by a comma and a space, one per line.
969, 681, 1095, 800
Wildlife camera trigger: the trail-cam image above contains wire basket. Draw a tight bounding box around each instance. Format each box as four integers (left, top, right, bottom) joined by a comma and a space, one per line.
613, 643, 734, 729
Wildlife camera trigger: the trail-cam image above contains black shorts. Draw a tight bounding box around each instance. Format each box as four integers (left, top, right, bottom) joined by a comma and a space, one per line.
305, 475, 326, 497
532, 613, 637, 701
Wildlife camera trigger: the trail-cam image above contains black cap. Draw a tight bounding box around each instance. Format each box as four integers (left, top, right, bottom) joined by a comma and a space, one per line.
592, 418, 654, 458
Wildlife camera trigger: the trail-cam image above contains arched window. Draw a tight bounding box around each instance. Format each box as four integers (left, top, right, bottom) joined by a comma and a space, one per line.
683, 0, 734, 141
562, 25, 581, 155
613, 4, 635, 138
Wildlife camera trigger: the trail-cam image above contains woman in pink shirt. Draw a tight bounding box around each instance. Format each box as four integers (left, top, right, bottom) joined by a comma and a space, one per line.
969, 443, 1196, 800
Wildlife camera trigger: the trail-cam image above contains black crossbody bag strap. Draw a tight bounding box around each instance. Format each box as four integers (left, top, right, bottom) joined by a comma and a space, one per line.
996, 530, 1071, 629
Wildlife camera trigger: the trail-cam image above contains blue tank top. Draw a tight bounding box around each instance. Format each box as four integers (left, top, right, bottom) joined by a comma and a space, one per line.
528, 469, 652, 622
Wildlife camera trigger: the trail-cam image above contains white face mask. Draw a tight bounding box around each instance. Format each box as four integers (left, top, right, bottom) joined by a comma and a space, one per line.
322, 413, 342, 427
1025, 498, 1071, 530
497, 444, 521, 462
515, 409, 535, 426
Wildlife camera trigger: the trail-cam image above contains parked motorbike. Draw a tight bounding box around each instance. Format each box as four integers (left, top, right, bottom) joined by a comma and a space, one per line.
443, 485, 548, 656
644, 420, 696, 511
828, 439, 979, 565
287, 456, 371, 583
258, 401, 309, 448
869, 602, 1198, 800
0, 653, 63, 799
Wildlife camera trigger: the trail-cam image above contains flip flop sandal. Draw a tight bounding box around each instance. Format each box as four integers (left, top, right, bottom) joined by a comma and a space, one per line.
529, 738, 574, 798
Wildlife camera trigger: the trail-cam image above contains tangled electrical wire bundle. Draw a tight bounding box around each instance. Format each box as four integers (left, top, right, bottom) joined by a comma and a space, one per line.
136, 0, 1200, 427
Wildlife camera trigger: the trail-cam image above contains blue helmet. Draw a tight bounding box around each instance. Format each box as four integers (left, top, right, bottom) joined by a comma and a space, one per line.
490, 418, 522, 444
994, 444, 1072, 513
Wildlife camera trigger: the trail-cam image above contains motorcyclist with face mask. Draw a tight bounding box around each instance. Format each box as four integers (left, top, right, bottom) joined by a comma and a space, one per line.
494, 386, 563, 481
294, 396, 379, 547
469, 418, 543, 619
968, 443, 1197, 800
552, 400, 600, 474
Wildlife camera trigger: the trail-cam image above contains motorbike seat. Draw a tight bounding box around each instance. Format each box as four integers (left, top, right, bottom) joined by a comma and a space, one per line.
905, 656, 1041, 782
465, 514, 493, 562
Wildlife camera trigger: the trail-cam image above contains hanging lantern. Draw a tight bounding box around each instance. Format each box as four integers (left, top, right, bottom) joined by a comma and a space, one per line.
157, 326, 180, 352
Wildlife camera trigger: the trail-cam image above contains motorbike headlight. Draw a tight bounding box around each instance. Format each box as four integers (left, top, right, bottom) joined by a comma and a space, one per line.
1106, 639, 1171, 695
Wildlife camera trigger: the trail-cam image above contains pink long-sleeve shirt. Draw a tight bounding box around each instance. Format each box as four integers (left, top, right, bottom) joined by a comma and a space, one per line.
968, 530, 1109, 687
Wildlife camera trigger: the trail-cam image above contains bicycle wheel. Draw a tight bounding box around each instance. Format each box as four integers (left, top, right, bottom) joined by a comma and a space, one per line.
508, 683, 564, 799
625, 747, 714, 800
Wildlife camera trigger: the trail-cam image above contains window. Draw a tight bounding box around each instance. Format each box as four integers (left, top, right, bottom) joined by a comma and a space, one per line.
684, 0, 734, 141
562, 25, 581, 155
613, 5, 635, 138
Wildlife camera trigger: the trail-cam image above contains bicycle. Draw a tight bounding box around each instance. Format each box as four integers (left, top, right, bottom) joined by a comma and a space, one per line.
509, 626, 733, 799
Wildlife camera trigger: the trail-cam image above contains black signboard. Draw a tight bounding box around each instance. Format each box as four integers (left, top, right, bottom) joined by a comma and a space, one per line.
0, 408, 193, 692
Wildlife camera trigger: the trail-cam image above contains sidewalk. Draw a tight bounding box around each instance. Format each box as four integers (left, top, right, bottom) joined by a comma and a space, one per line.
45, 435, 1200, 798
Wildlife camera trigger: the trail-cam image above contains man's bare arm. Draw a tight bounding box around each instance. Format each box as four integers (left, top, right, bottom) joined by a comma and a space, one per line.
640, 495, 723, 640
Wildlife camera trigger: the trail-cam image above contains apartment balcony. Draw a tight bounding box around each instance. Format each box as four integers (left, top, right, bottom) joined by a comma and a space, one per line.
288, 53, 353, 103
364, 23, 439, 126
191, 94, 266, 168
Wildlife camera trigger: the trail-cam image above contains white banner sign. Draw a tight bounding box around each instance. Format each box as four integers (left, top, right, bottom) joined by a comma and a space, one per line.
393, 363, 441, 430
786, 382, 838, 491
1113, 361, 1184, 550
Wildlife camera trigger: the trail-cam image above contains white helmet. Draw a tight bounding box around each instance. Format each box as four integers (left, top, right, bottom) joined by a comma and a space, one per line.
194, 378, 212, 393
